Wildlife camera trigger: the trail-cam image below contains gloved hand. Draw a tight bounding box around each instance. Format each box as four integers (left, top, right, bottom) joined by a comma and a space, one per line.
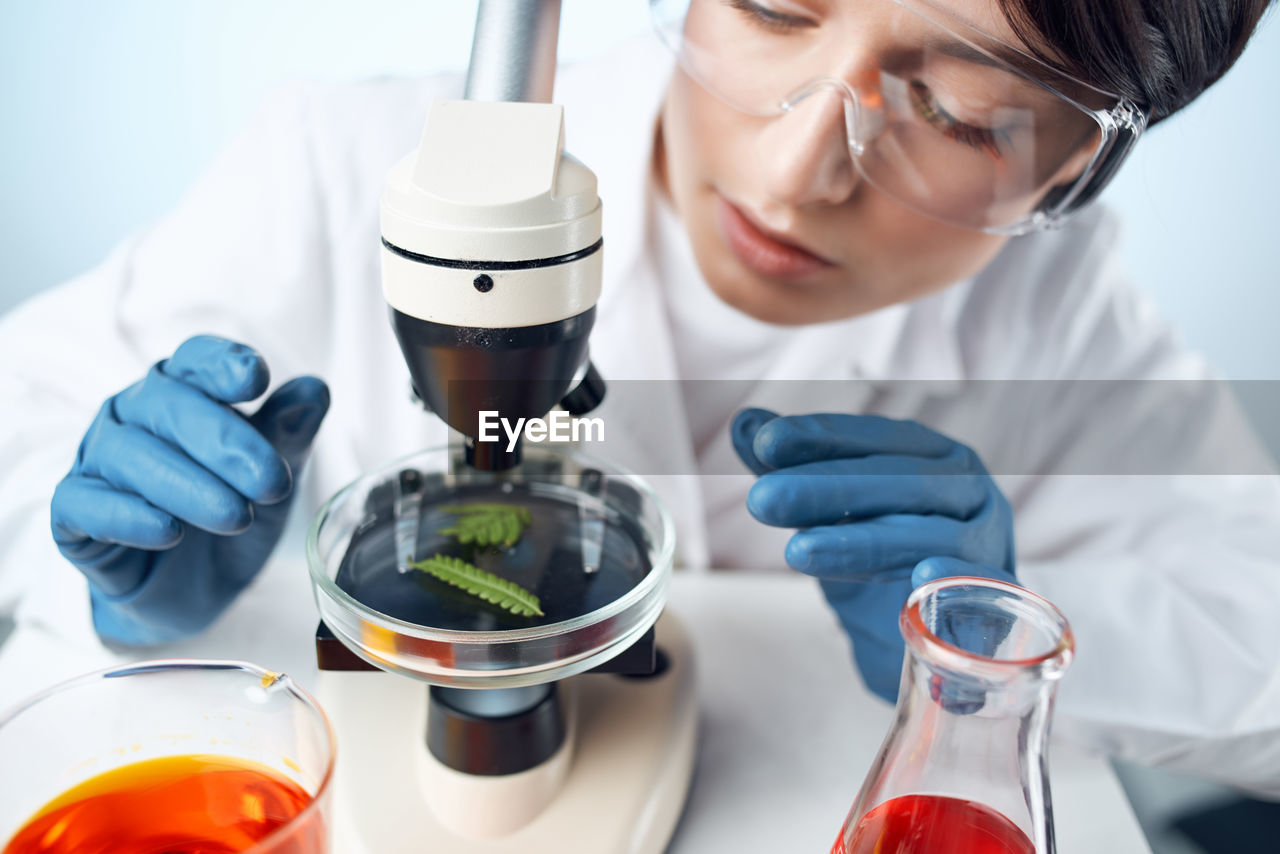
50, 335, 330, 646
732, 408, 1017, 702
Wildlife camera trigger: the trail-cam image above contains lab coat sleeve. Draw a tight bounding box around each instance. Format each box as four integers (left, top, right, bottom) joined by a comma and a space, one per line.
0, 84, 338, 650
992, 212, 1280, 796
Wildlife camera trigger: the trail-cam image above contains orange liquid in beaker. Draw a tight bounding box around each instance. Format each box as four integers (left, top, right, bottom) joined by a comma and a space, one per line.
2, 754, 320, 854
833, 793, 1035, 854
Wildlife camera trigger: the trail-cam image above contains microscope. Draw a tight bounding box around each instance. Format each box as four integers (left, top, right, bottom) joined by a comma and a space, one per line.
306, 3, 697, 851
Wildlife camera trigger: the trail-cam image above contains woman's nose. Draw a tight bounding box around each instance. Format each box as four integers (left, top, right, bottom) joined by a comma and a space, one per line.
756, 89, 860, 207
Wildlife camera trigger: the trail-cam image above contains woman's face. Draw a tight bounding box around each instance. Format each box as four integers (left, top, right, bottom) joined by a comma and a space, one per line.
655, 0, 1045, 326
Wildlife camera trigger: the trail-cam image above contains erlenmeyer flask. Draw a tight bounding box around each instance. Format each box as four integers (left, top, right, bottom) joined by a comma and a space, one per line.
831, 576, 1075, 854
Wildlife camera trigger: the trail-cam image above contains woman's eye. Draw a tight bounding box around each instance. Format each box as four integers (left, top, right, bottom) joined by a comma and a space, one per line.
908, 80, 1008, 158
726, 0, 817, 33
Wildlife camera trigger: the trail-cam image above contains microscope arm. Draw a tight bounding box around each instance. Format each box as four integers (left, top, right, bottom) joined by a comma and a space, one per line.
465, 0, 562, 103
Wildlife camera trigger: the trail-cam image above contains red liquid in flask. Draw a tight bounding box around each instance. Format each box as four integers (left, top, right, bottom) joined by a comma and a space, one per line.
2, 754, 322, 854
831, 793, 1035, 854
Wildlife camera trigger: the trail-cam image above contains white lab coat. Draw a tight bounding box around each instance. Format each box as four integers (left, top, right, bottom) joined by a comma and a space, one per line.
1, 37, 1279, 794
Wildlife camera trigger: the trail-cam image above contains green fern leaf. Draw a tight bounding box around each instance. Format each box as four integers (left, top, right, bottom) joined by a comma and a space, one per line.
437, 503, 532, 548
408, 555, 544, 617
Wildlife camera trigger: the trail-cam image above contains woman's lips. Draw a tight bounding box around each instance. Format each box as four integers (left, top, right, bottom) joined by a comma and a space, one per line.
715, 196, 835, 280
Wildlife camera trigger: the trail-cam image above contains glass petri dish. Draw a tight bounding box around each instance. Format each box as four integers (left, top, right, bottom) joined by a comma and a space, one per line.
306, 444, 676, 688
0, 659, 335, 853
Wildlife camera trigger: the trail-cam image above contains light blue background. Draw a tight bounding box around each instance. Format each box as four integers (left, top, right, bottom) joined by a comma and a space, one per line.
1, 1, 1277, 379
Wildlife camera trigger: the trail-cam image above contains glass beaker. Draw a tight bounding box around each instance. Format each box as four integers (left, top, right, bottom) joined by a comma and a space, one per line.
0, 659, 335, 853
831, 577, 1075, 854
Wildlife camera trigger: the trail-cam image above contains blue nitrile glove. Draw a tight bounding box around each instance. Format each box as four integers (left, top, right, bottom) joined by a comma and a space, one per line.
50, 335, 330, 646
731, 408, 1017, 703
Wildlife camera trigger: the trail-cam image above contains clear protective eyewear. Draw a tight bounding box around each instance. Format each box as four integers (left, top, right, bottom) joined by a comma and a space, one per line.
650, 0, 1148, 234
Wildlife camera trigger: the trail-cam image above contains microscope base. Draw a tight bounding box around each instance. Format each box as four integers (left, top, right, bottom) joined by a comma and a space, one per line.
315, 611, 697, 853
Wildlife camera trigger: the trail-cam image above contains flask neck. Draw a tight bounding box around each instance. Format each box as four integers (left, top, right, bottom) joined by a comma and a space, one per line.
839, 577, 1075, 854
876, 648, 1061, 843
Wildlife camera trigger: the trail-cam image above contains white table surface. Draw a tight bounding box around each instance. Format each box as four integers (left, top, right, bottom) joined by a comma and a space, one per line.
0, 566, 1150, 853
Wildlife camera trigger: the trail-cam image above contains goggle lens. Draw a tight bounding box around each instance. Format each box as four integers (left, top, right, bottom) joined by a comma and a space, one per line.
652, 0, 1143, 233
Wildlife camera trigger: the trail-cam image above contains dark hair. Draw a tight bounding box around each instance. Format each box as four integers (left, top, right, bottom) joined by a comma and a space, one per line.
999, 0, 1275, 123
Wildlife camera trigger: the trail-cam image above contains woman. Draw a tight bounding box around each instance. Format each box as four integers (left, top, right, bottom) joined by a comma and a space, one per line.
1, 0, 1277, 793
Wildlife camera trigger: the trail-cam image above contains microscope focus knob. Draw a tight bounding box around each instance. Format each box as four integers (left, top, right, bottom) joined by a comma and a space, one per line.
559, 361, 606, 416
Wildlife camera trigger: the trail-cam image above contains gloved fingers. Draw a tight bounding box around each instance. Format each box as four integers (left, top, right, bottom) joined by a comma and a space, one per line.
158, 335, 271, 404
819, 577, 909, 703
51, 475, 183, 553
852, 632, 906, 703
785, 514, 984, 579
746, 459, 989, 528
819, 575, 912, 637
752, 414, 963, 469
911, 556, 1015, 587
247, 376, 330, 489
244, 378, 332, 527
51, 476, 181, 595
79, 419, 254, 536
112, 366, 292, 505
232, 378, 329, 548
731, 408, 780, 475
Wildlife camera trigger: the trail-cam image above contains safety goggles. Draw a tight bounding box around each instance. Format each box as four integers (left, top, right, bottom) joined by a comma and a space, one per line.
650, 0, 1147, 234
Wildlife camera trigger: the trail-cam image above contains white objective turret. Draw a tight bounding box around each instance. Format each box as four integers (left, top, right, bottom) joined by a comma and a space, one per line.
379, 98, 606, 470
